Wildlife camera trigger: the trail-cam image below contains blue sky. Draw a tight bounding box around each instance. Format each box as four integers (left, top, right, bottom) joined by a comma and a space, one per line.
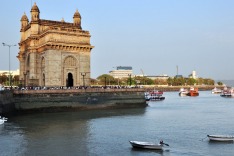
0, 0, 234, 80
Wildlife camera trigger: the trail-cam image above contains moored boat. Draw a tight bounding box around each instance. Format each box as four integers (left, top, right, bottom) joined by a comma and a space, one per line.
145, 90, 165, 101
179, 88, 189, 96
129, 140, 169, 150
207, 135, 234, 142
211, 87, 222, 94
187, 87, 199, 96
220, 87, 234, 98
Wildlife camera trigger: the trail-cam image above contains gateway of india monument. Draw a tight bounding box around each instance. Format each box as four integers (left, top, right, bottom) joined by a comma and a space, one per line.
17, 3, 94, 87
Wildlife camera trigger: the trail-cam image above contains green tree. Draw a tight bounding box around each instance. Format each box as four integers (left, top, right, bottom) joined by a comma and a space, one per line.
90, 78, 98, 85
0, 74, 8, 84
203, 78, 214, 85
96, 74, 115, 86
196, 78, 204, 85
154, 79, 167, 85
167, 77, 173, 86
186, 78, 196, 85
144, 77, 154, 85
217, 81, 223, 85
12, 75, 20, 86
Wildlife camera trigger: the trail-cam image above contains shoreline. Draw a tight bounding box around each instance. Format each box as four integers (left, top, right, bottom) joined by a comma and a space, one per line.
142, 85, 223, 92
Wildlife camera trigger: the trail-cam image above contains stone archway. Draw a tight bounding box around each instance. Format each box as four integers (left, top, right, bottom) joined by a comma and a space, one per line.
64, 56, 77, 86
66, 73, 73, 87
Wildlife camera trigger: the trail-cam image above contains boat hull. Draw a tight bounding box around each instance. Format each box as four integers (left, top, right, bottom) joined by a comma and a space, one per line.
179, 92, 188, 96
145, 90, 165, 101
220, 94, 233, 98
129, 141, 163, 150
146, 96, 165, 101
207, 135, 234, 142
187, 92, 199, 96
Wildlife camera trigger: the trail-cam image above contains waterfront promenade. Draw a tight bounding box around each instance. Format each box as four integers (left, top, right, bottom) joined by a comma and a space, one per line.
1, 85, 222, 115
12, 85, 221, 94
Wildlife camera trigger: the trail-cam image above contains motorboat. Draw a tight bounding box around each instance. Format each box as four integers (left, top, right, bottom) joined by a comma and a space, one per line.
211, 87, 222, 94
145, 90, 165, 101
179, 88, 189, 96
129, 140, 169, 150
187, 87, 199, 96
0, 116, 7, 125
220, 87, 234, 98
207, 135, 234, 142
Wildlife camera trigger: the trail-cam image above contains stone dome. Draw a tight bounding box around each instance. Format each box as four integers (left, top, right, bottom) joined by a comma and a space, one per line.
73, 9, 81, 19
21, 13, 28, 21
31, 2, 40, 12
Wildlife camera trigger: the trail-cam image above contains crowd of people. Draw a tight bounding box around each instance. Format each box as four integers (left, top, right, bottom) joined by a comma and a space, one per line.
0, 84, 143, 91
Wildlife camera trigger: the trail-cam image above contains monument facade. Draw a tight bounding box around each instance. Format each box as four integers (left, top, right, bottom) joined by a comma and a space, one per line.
17, 3, 94, 87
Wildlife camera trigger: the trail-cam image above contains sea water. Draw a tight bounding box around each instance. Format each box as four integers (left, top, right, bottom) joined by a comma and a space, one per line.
0, 91, 234, 156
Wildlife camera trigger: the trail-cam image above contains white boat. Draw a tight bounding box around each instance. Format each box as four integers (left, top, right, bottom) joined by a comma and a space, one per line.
220, 87, 234, 98
129, 140, 168, 150
0, 117, 7, 125
179, 88, 189, 96
207, 135, 234, 142
211, 87, 222, 94
145, 90, 165, 101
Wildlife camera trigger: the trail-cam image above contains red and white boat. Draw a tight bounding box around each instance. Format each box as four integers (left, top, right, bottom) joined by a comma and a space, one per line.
145, 90, 165, 101
187, 87, 199, 96
220, 87, 234, 98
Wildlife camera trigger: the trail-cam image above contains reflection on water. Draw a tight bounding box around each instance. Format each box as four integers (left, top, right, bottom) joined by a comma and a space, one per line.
1, 109, 146, 156
1, 91, 234, 156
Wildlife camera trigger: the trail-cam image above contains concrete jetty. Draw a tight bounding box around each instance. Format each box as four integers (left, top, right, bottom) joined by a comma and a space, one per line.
1, 88, 146, 114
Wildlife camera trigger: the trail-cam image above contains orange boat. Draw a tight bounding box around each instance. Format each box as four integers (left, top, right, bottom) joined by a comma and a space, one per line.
187, 87, 199, 96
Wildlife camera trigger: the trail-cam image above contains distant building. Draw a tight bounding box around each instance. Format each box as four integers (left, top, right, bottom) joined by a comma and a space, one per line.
0, 69, 19, 76
175, 75, 183, 78
146, 74, 169, 80
188, 71, 197, 79
109, 66, 133, 78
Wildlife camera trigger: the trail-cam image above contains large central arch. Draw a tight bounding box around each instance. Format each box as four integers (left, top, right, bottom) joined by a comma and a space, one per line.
64, 56, 77, 86
67, 73, 73, 87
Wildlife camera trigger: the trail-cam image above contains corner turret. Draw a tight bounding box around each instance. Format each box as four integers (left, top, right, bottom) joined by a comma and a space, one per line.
73, 9, 82, 29
30, 2, 40, 22
20, 12, 29, 29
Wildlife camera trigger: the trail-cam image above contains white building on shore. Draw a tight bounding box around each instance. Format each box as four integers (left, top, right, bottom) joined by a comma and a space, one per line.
188, 70, 197, 79
0, 69, 20, 76
109, 66, 133, 78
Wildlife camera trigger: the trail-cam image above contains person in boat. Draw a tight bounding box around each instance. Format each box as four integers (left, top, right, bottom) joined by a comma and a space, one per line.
159, 140, 164, 145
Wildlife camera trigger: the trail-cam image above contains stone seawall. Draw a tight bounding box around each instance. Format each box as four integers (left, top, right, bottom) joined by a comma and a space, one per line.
0, 91, 15, 115
13, 89, 146, 113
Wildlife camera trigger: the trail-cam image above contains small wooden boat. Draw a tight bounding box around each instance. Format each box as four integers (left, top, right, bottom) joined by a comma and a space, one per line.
129, 141, 168, 150
207, 135, 234, 142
